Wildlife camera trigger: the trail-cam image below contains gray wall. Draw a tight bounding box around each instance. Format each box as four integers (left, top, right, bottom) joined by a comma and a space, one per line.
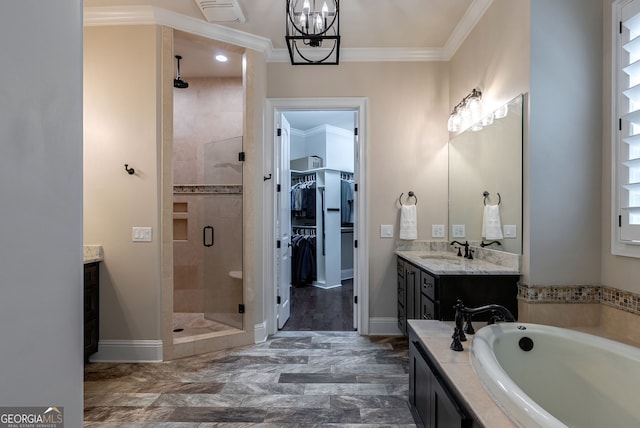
0, 1, 83, 426
529, 0, 603, 285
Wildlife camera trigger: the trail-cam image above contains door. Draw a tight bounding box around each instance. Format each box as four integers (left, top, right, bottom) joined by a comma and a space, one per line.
203, 136, 244, 330
352, 111, 359, 330
276, 115, 292, 329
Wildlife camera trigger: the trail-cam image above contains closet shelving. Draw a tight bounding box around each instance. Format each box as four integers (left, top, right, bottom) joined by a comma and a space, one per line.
291, 167, 354, 289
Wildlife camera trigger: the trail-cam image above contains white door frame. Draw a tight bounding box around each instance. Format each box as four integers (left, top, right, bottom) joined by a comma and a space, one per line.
264, 97, 369, 336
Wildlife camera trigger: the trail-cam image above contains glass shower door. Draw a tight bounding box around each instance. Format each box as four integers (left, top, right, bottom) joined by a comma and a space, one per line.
202, 136, 243, 330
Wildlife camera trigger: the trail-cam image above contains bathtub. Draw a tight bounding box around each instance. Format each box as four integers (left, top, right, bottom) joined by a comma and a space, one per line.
470, 323, 640, 428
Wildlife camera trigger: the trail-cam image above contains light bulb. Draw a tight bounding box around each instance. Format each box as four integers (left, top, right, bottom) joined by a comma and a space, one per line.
299, 12, 306, 29
315, 14, 323, 33
303, 0, 310, 14
447, 115, 458, 132
467, 96, 482, 124
481, 113, 494, 127
494, 104, 508, 119
459, 106, 471, 131
322, 1, 329, 17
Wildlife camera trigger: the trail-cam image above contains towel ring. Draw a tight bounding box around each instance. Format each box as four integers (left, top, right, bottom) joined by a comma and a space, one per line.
399, 191, 418, 206
483, 191, 501, 206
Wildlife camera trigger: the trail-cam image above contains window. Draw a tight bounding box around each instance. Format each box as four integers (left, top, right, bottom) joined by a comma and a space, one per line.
614, 0, 640, 256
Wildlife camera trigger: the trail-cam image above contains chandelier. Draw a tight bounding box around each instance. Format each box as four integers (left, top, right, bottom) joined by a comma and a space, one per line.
285, 0, 340, 65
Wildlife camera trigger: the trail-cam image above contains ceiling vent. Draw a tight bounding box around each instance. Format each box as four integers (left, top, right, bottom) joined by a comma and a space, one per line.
194, 0, 246, 23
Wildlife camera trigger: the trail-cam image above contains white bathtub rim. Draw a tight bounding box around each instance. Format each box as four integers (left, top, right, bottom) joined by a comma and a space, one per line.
470, 323, 640, 428
469, 323, 563, 428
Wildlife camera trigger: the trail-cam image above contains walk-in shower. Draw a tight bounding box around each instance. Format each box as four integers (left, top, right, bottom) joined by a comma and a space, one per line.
172, 71, 244, 341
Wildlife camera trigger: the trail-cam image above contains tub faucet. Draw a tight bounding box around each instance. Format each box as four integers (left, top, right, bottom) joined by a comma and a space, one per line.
450, 240, 469, 258
450, 299, 515, 352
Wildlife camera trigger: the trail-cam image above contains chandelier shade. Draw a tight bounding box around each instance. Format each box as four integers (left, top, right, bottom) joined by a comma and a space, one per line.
285, 0, 340, 65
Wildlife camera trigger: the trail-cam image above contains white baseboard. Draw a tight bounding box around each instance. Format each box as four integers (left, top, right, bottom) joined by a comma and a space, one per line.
254, 321, 268, 343
341, 268, 354, 280
90, 339, 163, 363
368, 317, 403, 336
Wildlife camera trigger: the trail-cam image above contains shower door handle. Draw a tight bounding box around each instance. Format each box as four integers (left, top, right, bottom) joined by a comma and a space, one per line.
203, 226, 214, 247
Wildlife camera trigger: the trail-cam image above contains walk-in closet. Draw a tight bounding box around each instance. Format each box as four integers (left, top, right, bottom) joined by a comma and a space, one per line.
283, 115, 356, 331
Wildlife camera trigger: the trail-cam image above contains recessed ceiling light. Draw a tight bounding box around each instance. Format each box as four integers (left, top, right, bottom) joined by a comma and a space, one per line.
215, 54, 228, 62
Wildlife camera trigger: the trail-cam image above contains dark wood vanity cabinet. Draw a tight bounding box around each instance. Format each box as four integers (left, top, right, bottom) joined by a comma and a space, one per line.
84, 262, 99, 362
398, 256, 518, 332
409, 328, 480, 428
398, 259, 427, 334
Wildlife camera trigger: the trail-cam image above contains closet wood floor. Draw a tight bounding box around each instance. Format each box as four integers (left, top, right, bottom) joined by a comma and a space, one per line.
84, 331, 415, 427
282, 279, 354, 331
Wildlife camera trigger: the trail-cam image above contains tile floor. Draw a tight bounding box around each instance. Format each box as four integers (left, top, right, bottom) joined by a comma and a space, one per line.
84, 331, 416, 427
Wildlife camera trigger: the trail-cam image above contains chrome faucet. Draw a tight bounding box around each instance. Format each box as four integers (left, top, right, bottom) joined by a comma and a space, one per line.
450, 299, 515, 351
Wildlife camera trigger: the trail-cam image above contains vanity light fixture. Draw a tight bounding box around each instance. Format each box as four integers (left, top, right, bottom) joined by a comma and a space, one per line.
447, 89, 483, 133
285, 0, 340, 65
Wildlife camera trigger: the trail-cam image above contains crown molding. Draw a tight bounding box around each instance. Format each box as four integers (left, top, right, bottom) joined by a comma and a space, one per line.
269, 47, 446, 63
84, 2, 493, 63
84, 6, 273, 57
442, 0, 494, 60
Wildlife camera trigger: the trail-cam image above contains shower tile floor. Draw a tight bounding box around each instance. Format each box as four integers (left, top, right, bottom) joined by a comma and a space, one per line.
173, 313, 241, 344
84, 331, 416, 427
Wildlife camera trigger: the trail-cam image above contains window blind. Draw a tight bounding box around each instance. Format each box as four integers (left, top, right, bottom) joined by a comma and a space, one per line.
618, 0, 640, 241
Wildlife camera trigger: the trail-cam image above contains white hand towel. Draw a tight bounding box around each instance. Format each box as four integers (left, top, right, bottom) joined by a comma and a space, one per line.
482, 204, 503, 240
399, 205, 418, 240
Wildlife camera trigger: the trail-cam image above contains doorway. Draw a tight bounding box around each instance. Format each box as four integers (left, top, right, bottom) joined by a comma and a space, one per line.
281, 111, 355, 331
266, 98, 369, 336
170, 30, 246, 344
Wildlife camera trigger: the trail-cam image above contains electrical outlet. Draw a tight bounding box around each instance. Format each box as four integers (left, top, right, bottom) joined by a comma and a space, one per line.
503, 224, 517, 238
431, 224, 445, 238
132, 227, 152, 242
380, 224, 393, 238
452, 224, 465, 238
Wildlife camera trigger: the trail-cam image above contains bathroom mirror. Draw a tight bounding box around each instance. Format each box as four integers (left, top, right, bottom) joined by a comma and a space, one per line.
448, 94, 523, 254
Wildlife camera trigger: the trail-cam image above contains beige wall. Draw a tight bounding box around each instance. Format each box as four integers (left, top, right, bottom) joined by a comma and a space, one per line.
84, 25, 162, 341
267, 61, 450, 318
449, 0, 530, 115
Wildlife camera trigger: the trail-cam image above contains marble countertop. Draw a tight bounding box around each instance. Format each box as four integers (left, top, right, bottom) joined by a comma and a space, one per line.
409, 320, 517, 428
396, 250, 520, 275
83, 245, 103, 264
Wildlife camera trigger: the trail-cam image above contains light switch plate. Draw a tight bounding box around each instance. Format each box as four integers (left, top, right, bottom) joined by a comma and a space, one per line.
452, 224, 465, 238
503, 224, 517, 238
431, 224, 445, 238
132, 227, 152, 242
380, 224, 393, 238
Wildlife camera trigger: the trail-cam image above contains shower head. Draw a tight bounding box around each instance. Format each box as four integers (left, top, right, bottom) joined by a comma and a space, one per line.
174, 78, 189, 89
174, 55, 189, 89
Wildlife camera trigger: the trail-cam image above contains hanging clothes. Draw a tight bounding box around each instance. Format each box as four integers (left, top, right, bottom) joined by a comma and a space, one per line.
291, 178, 316, 219
340, 176, 355, 225
291, 231, 317, 287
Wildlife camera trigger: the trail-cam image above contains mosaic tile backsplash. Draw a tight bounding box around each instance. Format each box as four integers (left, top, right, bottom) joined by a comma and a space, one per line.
518, 284, 640, 315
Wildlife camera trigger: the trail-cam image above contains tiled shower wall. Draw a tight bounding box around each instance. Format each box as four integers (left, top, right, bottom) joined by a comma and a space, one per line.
173, 77, 243, 313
